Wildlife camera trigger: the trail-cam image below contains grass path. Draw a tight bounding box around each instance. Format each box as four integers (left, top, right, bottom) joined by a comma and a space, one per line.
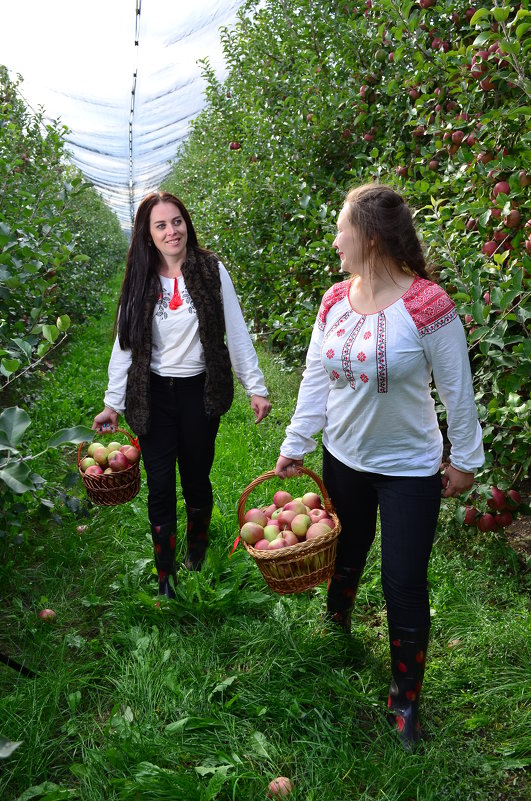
0, 273, 529, 801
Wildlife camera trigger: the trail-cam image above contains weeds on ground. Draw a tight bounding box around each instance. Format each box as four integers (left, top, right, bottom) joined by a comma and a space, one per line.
0, 275, 529, 801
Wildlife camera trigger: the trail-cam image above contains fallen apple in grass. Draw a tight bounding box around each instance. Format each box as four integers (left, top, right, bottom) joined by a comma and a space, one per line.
38, 608, 56, 622
267, 777, 293, 797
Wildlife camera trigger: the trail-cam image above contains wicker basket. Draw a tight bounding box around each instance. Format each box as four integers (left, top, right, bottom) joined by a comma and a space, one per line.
237, 467, 341, 595
77, 427, 141, 506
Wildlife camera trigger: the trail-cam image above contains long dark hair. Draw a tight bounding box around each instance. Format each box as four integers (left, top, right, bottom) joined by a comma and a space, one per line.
343, 184, 431, 280
115, 191, 212, 351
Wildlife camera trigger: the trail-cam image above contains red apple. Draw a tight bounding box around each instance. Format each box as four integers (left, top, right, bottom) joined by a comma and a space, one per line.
107, 451, 130, 472
269, 537, 288, 550
504, 210, 521, 229
240, 522, 265, 545
244, 508, 268, 527
277, 509, 297, 530
309, 508, 328, 523
87, 441, 104, 457
273, 490, 292, 507
254, 539, 271, 551
495, 511, 514, 528
301, 491, 322, 509
283, 531, 299, 546
38, 609, 56, 622
482, 241, 498, 257
85, 464, 104, 477
506, 489, 521, 509
463, 506, 479, 525
493, 180, 510, 197
122, 445, 141, 464
268, 777, 293, 798
477, 513, 498, 532
93, 446, 109, 466
306, 522, 332, 539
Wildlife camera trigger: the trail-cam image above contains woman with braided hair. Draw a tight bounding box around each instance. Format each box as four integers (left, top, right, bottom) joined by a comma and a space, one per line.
275, 183, 483, 749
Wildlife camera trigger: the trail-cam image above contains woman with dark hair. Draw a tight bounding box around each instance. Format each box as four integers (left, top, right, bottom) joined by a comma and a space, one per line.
275, 183, 483, 749
93, 191, 271, 596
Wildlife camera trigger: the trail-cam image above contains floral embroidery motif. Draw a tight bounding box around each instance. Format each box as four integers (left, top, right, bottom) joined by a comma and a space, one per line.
326, 348, 334, 359
155, 288, 171, 320
360, 373, 368, 383
331, 370, 340, 380
357, 352, 366, 362
403, 277, 457, 336
363, 331, 371, 340
337, 328, 345, 337
376, 311, 388, 393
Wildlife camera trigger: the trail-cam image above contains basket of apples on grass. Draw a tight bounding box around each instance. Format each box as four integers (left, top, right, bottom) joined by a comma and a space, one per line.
77, 428, 141, 506
236, 467, 340, 595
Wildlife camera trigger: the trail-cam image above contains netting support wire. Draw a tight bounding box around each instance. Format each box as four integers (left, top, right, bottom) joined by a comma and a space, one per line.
129, 0, 142, 227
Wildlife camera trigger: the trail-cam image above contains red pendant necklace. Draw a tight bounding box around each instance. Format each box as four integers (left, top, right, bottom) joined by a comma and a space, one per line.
169, 276, 183, 310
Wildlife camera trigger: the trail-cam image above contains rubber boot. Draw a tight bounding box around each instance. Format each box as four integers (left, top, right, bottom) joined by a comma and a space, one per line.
184, 504, 212, 571
325, 567, 362, 634
387, 623, 430, 750
150, 522, 177, 598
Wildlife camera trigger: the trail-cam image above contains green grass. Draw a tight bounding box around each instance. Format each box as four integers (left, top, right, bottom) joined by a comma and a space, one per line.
0, 273, 529, 801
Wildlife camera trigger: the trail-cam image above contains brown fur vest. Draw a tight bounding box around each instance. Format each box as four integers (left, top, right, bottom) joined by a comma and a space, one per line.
124, 250, 234, 436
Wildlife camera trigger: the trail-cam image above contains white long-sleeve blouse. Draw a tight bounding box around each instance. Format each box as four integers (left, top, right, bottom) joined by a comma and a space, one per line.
280, 276, 484, 477
104, 262, 268, 413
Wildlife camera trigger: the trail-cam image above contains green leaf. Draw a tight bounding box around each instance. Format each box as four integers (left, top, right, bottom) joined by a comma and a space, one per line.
493, 6, 510, 22
56, 315, 71, 332
0, 460, 35, 494
42, 324, 59, 343
516, 23, 531, 39
46, 426, 94, 449
0, 358, 21, 377
0, 406, 31, 447
165, 716, 224, 733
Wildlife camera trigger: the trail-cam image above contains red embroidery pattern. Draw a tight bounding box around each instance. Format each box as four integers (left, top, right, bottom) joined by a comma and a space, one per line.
331, 370, 340, 380
357, 352, 366, 362
317, 281, 350, 330
326, 348, 334, 359
376, 311, 388, 393
360, 373, 368, 383
403, 277, 457, 337
337, 328, 345, 337
342, 316, 366, 389
363, 331, 371, 340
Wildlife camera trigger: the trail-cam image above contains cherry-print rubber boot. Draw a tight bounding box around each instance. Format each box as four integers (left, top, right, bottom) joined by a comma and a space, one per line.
387, 623, 430, 751
184, 504, 212, 571
325, 567, 362, 634
150, 522, 177, 598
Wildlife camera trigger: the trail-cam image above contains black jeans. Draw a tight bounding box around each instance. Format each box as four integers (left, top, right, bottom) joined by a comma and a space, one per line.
322, 446, 442, 629
138, 372, 220, 526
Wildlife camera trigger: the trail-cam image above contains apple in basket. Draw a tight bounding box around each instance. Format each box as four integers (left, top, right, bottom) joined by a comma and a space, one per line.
240, 521, 265, 545
306, 521, 333, 539
87, 441, 104, 457
291, 513, 311, 538
107, 450, 130, 472
85, 464, 104, 477
93, 446, 109, 467
273, 490, 292, 507
80, 456, 96, 472
301, 491, 322, 510
107, 441, 122, 453
263, 524, 280, 542
120, 444, 141, 464
244, 508, 268, 527
309, 508, 328, 523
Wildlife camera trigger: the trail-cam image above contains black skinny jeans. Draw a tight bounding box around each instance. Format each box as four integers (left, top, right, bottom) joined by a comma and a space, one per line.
322, 446, 442, 629
138, 372, 220, 527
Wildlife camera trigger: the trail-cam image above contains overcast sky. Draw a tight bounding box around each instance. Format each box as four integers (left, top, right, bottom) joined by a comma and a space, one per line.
0, 0, 245, 229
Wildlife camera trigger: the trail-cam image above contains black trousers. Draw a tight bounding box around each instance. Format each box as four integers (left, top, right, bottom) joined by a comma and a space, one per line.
138, 372, 220, 526
322, 446, 442, 629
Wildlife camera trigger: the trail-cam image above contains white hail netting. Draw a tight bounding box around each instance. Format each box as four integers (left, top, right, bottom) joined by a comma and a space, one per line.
0, 0, 245, 232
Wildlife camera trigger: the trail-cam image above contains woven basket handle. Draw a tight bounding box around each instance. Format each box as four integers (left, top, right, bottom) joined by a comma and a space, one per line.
237, 466, 335, 528
77, 427, 138, 466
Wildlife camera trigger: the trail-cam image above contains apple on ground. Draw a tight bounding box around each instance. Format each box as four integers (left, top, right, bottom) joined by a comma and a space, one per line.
240, 521, 265, 545
38, 609, 56, 621
244, 508, 268, 527
267, 777, 293, 797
